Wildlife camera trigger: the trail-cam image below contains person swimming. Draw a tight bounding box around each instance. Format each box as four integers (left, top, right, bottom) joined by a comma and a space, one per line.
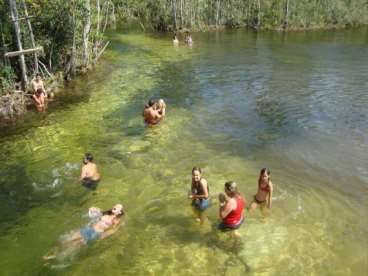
248, 168, 273, 212
43, 204, 124, 261
80, 153, 101, 190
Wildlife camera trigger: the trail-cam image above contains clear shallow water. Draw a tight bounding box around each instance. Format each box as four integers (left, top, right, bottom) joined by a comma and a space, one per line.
0, 28, 367, 275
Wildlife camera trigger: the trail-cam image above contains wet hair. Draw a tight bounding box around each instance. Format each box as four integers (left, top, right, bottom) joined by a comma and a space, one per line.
148, 99, 155, 107
192, 167, 202, 174
258, 168, 271, 185
84, 153, 94, 162
35, 73, 41, 77
102, 209, 124, 218
36, 88, 43, 94
224, 181, 239, 197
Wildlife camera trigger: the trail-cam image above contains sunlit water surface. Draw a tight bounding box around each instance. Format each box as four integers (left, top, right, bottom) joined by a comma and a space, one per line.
0, 28, 367, 275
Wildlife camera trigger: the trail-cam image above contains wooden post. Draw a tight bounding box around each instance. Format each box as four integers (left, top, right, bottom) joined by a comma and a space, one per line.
21, 0, 38, 73
8, 0, 27, 91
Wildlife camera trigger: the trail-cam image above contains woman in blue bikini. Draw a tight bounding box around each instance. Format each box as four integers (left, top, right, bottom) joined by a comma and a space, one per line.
44, 204, 124, 260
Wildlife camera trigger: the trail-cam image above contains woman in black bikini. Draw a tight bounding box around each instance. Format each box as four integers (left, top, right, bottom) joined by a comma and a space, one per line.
249, 168, 273, 212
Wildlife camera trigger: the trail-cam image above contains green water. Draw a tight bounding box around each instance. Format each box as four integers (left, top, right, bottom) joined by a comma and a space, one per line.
0, 28, 367, 275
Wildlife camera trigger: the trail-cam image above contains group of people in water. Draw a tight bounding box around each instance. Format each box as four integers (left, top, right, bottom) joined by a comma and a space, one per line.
45, 107, 273, 261
190, 167, 273, 230
173, 32, 193, 46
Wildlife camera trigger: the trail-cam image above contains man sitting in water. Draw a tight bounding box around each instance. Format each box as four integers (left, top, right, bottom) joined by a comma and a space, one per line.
80, 153, 101, 190
143, 99, 165, 125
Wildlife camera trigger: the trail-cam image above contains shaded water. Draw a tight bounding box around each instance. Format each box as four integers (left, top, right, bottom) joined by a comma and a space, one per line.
0, 28, 367, 275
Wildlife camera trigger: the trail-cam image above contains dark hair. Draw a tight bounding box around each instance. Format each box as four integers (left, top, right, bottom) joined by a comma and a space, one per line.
148, 99, 155, 107
84, 153, 94, 162
258, 168, 271, 186
192, 167, 202, 174
102, 209, 124, 217
36, 88, 43, 94
35, 73, 41, 77
224, 181, 238, 197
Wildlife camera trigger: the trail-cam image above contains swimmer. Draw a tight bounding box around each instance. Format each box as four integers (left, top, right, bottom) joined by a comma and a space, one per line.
80, 153, 101, 190
249, 168, 273, 212
154, 99, 166, 117
32, 73, 46, 95
43, 204, 124, 261
143, 99, 163, 125
185, 33, 193, 45
32, 88, 46, 111
218, 181, 245, 231
173, 34, 179, 45
189, 167, 209, 211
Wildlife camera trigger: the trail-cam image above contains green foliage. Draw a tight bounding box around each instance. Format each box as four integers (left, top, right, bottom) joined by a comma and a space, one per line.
115, 0, 368, 31
0, 65, 16, 94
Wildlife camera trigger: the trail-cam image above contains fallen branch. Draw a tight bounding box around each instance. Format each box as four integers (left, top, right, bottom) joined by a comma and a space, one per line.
38, 60, 55, 80
4, 46, 43, 58
94, 40, 110, 63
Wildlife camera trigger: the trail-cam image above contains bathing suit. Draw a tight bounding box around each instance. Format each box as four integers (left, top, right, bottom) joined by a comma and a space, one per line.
82, 177, 99, 190
80, 225, 100, 244
221, 196, 245, 228
218, 216, 244, 231
259, 182, 270, 193
192, 198, 209, 210
254, 195, 267, 204
192, 180, 209, 211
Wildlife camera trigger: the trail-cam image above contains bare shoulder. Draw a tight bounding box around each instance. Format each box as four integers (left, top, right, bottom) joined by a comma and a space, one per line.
200, 178, 208, 185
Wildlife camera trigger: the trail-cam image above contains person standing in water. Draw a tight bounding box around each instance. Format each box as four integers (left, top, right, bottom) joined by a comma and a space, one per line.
80, 153, 101, 190
219, 181, 245, 230
143, 99, 164, 125
173, 34, 179, 45
249, 168, 273, 212
189, 167, 209, 210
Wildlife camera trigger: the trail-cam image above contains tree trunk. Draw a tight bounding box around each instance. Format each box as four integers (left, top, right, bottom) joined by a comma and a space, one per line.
283, 0, 290, 29
172, 0, 177, 30
70, 0, 77, 78
82, 0, 91, 68
93, 0, 101, 59
8, 0, 27, 91
20, 0, 38, 74
216, 0, 221, 27
103, 0, 110, 34
257, 0, 261, 27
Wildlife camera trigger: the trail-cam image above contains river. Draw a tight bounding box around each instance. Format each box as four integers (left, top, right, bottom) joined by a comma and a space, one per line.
0, 28, 367, 275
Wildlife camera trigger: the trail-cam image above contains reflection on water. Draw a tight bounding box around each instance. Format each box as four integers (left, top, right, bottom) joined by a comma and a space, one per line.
0, 28, 367, 275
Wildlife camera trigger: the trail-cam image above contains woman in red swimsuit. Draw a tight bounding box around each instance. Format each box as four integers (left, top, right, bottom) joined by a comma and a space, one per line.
219, 181, 245, 230
249, 168, 273, 212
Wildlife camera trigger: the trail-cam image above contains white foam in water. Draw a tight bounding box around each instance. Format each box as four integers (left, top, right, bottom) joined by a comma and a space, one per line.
52, 168, 60, 178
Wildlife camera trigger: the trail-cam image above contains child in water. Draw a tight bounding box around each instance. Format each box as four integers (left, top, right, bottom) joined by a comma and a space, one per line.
43, 204, 124, 262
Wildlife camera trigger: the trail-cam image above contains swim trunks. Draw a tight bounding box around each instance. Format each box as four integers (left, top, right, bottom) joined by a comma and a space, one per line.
192, 198, 209, 211
80, 226, 100, 244
253, 195, 266, 204
218, 216, 244, 231
82, 177, 99, 190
